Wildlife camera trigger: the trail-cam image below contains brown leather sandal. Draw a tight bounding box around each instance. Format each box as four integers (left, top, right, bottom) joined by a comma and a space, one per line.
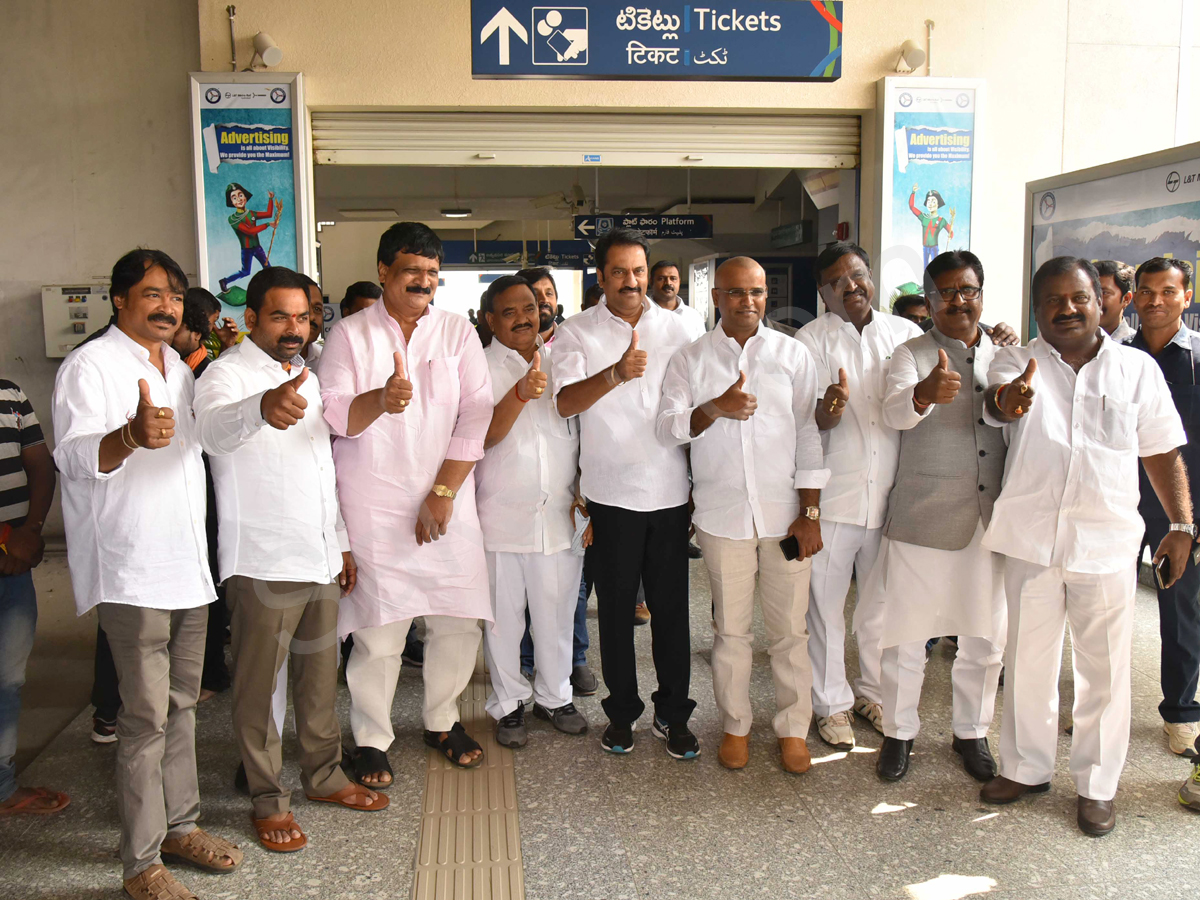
159, 827, 243, 873
252, 811, 308, 853
123, 864, 197, 900
306, 782, 390, 811
0, 786, 70, 816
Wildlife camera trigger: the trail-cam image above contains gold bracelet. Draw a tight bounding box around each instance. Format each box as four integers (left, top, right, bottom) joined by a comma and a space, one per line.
122, 422, 141, 450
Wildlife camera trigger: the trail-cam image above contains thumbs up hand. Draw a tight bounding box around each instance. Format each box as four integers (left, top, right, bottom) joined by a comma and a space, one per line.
710, 371, 758, 420
516, 350, 548, 402
381, 351, 414, 414
822, 368, 850, 418
129, 378, 175, 449
615, 330, 647, 383
997, 357, 1038, 419
260, 367, 310, 430
913, 348, 962, 407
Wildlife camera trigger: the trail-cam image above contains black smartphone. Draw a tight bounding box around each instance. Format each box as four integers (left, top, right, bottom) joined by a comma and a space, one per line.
780, 535, 800, 561
1155, 556, 1171, 590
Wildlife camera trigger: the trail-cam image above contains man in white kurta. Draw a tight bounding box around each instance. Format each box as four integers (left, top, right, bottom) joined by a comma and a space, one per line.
477, 276, 588, 746
981, 256, 1192, 837
869, 251, 1006, 784
795, 243, 921, 749
658, 257, 828, 774
320, 223, 493, 777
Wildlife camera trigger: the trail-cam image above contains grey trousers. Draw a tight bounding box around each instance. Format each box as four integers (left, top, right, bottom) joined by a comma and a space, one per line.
226, 576, 348, 818
97, 603, 206, 880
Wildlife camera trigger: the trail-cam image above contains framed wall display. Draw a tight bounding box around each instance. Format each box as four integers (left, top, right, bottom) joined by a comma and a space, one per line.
874, 76, 985, 310
188, 72, 316, 331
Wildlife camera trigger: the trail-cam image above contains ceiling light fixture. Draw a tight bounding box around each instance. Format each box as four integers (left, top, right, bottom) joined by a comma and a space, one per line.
441, 209, 473, 218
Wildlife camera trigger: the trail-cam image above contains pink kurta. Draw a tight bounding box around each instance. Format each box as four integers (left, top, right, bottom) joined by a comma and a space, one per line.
320, 299, 494, 635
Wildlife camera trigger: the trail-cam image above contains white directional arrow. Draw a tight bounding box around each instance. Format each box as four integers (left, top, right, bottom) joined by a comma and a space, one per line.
576, 219, 594, 237
480, 7, 528, 66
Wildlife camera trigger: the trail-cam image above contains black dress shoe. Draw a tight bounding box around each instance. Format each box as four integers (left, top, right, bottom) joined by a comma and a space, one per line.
876, 737, 913, 781
952, 736, 998, 782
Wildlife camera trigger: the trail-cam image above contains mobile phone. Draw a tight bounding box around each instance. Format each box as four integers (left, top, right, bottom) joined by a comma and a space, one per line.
780, 535, 800, 561
1155, 556, 1171, 590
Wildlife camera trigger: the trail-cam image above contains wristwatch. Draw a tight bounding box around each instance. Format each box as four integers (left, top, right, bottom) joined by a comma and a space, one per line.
431, 484, 458, 500
1169, 523, 1198, 539
804, 506, 821, 521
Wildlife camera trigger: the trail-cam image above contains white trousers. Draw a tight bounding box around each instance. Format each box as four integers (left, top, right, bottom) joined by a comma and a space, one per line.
696, 528, 814, 738
807, 520, 885, 717
483, 549, 583, 720
880, 636, 1003, 741
346, 614, 481, 750
999, 559, 1136, 802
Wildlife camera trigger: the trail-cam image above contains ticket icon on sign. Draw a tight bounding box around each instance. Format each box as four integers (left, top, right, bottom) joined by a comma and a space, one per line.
532, 7, 588, 64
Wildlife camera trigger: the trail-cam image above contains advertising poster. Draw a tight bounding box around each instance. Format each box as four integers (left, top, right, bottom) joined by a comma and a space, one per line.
190, 73, 314, 330
1029, 149, 1200, 334
876, 78, 984, 309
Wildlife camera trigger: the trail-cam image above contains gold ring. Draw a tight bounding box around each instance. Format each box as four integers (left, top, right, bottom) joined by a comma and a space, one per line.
534, 387, 544, 394
1019, 384, 1029, 395
398, 399, 408, 408
156, 409, 166, 418
827, 401, 837, 413
160, 428, 167, 438
1014, 405, 1023, 415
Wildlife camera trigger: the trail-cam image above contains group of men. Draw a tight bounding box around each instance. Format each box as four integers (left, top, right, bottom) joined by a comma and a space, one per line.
3, 221, 1200, 899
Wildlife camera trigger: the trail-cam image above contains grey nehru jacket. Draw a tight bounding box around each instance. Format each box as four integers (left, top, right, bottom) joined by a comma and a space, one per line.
882, 326, 1007, 551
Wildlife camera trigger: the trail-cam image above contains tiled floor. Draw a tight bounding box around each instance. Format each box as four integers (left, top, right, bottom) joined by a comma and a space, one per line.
4, 559, 1200, 900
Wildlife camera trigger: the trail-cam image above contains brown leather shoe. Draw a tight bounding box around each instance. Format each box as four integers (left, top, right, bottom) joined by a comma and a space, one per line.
718, 733, 749, 769
124, 864, 197, 900
1077, 796, 1116, 836
779, 737, 811, 774
633, 602, 651, 626
980, 775, 1051, 804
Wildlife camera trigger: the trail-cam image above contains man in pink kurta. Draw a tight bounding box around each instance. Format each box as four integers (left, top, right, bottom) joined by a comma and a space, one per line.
320, 223, 493, 778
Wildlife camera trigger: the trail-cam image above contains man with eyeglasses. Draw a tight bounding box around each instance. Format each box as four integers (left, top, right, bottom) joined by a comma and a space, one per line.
866, 250, 1006, 784
658, 257, 828, 774
795, 242, 923, 750
1124, 257, 1200, 760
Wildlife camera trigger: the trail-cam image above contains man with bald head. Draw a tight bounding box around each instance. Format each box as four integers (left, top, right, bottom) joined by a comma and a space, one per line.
659, 257, 828, 773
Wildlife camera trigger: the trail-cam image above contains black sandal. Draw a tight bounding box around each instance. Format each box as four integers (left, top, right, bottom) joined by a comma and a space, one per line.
424, 722, 484, 769
351, 746, 393, 790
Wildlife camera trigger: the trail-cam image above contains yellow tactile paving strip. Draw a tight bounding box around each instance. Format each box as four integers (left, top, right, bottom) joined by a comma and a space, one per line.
412, 675, 524, 900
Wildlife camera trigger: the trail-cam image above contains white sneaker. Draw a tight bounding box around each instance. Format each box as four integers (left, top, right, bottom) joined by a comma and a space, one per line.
1165, 721, 1200, 757
852, 697, 884, 735
817, 710, 855, 750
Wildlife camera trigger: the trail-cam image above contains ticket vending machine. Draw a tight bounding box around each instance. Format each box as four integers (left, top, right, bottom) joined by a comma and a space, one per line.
42, 284, 111, 358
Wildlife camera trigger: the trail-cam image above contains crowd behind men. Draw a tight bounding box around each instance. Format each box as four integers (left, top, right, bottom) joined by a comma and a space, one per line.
3, 222, 1200, 899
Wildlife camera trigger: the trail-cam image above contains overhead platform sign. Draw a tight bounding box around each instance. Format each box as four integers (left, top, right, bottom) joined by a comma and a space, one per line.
472, 2, 843, 81
575, 214, 713, 239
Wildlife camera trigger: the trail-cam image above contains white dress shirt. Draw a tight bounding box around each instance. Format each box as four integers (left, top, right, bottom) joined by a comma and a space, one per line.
795, 311, 923, 528
659, 300, 707, 341
552, 296, 692, 511
52, 327, 214, 615
193, 338, 349, 585
658, 321, 830, 540
476, 338, 580, 554
1110, 319, 1136, 344
983, 335, 1185, 574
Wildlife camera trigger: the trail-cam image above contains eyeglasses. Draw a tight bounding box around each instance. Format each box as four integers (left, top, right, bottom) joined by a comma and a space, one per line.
930, 286, 982, 302
717, 288, 768, 300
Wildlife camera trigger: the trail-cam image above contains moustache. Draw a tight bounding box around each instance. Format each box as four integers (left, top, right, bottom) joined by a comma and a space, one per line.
619, 287, 641, 294
1053, 315, 1084, 325
512, 322, 533, 331
149, 314, 177, 326
406, 285, 432, 295
279, 337, 303, 346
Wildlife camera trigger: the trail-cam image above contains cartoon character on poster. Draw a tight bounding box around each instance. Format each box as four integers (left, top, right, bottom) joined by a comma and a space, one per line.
218, 182, 283, 294
909, 183, 955, 268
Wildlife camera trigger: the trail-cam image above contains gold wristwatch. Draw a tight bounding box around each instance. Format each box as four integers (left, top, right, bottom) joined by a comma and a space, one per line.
431, 484, 457, 500
804, 506, 821, 521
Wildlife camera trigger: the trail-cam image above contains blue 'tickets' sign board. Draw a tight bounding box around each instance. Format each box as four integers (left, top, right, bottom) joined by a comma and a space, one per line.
575, 214, 713, 239
471, 2, 844, 81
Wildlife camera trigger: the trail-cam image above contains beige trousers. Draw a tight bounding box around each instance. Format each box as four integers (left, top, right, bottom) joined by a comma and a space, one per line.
695, 527, 814, 738
347, 614, 481, 749
226, 576, 349, 818
97, 603, 206, 880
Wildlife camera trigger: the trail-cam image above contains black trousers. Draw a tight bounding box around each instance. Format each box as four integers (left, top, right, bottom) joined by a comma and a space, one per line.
90, 623, 121, 720
587, 501, 695, 726
1145, 518, 1200, 723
